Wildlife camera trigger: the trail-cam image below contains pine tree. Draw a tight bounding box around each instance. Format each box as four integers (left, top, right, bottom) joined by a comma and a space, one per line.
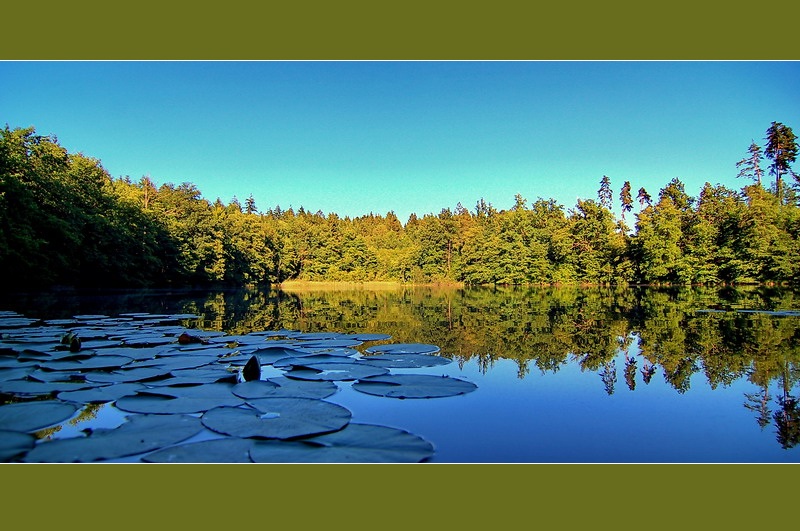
736, 141, 765, 185
620, 181, 633, 220
765, 121, 798, 200
637, 187, 652, 209
598, 175, 613, 210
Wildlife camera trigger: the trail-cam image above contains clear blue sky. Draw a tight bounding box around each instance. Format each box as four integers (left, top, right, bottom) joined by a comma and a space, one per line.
2, 61, 798, 222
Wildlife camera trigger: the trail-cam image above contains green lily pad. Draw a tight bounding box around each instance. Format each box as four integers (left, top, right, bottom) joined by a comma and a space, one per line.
203, 398, 351, 440
134, 355, 217, 371
364, 343, 441, 355
247, 346, 321, 365
83, 366, 172, 383
38, 355, 134, 371
250, 423, 435, 463
0, 379, 104, 396
114, 383, 244, 414
292, 339, 363, 348
0, 400, 79, 432
22, 413, 204, 462
1, 367, 36, 381
361, 353, 453, 368
273, 354, 361, 368
0, 430, 36, 462
232, 377, 338, 400
57, 383, 146, 403
283, 362, 389, 382
352, 374, 478, 399
142, 437, 256, 463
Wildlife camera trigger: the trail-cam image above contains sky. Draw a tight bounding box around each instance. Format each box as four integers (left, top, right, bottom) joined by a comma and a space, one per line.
2, 61, 798, 222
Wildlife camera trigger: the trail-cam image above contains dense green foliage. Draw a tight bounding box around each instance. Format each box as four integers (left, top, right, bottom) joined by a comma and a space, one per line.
1, 123, 799, 290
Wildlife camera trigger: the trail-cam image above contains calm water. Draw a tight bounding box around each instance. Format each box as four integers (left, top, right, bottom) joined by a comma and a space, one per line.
2, 284, 799, 463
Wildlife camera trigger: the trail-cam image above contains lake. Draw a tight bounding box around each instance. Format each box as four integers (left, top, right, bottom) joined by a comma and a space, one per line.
1, 284, 799, 463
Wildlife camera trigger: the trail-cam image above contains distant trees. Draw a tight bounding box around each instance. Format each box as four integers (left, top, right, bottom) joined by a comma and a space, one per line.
2, 122, 799, 290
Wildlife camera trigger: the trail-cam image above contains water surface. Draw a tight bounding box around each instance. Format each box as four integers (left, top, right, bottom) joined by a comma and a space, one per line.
2, 285, 799, 462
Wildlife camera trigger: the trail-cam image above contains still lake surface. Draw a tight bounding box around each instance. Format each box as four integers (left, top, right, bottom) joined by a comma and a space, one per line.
2, 284, 800, 463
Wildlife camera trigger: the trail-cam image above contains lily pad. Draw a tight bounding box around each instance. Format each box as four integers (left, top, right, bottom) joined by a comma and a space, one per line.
22, 413, 204, 463
361, 353, 453, 369
0, 400, 79, 432
83, 366, 172, 383
57, 383, 147, 403
114, 383, 244, 414
0, 366, 35, 381
0, 379, 104, 396
38, 355, 135, 371
248, 346, 319, 365
250, 423, 435, 463
134, 355, 217, 371
0, 430, 36, 462
352, 374, 478, 399
273, 354, 361, 368
292, 339, 363, 348
232, 377, 338, 400
142, 437, 255, 463
284, 362, 389, 382
364, 343, 441, 355
202, 398, 351, 440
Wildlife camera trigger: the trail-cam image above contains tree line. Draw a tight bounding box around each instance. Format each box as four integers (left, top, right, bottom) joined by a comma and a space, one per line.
1, 122, 797, 290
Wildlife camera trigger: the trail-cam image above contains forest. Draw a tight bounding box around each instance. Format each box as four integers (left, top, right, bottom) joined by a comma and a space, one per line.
0, 122, 798, 290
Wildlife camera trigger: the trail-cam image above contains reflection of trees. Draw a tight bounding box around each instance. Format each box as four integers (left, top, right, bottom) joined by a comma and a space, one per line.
180, 285, 800, 402
775, 396, 800, 449
19, 284, 797, 401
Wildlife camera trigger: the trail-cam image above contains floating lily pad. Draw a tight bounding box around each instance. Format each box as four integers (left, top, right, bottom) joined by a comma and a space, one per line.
247, 346, 316, 365
28, 369, 85, 383
83, 366, 172, 383
0, 430, 36, 462
273, 354, 361, 368
352, 374, 478, 399
232, 377, 338, 400
80, 339, 123, 350
364, 343, 441, 355
0, 366, 35, 381
250, 423, 435, 463
134, 355, 217, 371
0, 400, 79, 432
121, 335, 176, 347
22, 413, 204, 463
142, 437, 255, 463
38, 355, 134, 372
0, 379, 104, 396
283, 362, 389, 382
203, 398, 351, 440
95, 346, 168, 361
361, 353, 453, 369
293, 339, 363, 348
57, 383, 146, 403
114, 383, 244, 414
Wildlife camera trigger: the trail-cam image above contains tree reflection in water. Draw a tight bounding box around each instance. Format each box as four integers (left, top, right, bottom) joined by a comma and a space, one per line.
3, 284, 799, 452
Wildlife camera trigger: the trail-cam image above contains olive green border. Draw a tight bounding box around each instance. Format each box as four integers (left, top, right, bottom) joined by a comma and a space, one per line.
3, 1, 799, 59
2, 0, 799, 524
